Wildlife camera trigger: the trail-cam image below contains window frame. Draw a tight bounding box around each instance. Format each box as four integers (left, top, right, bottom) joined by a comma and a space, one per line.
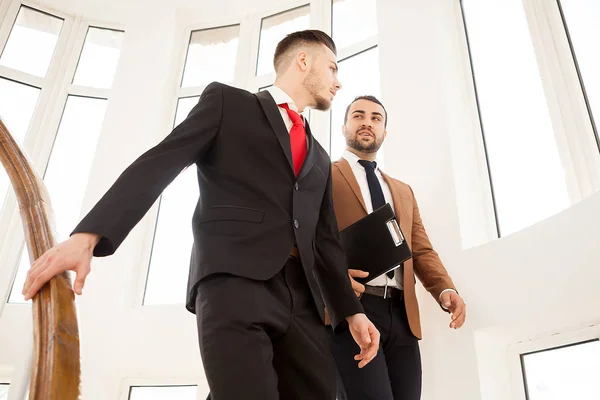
0, 0, 126, 305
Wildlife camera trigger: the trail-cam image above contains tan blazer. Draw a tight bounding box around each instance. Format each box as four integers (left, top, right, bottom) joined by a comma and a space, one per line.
332, 158, 456, 339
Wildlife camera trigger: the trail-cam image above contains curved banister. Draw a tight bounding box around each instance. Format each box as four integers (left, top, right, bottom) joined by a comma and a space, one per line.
0, 119, 80, 399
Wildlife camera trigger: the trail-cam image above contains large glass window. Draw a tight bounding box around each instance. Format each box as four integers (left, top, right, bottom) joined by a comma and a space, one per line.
0, 384, 9, 400
521, 340, 600, 399
72, 27, 124, 89
461, 0, 570, 236
5, 15, 124, 303
9, 96, 107, 303
558, 0, 600, 147
181, 25, 240, 88
129, 385, 197, 400
0, 78, 40, 210
143, 97, 199, 305
0, 6, 63, 77
330, 47, 381, 161
256, 6, 310, 76
332, 0, 378, 50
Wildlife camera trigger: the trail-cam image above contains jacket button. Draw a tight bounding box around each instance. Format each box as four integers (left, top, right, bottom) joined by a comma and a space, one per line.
294, 219, 299, 229
294, 182, 299, 191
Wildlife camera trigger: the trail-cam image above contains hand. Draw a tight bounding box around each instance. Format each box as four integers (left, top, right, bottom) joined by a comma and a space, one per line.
22, 233, 99, 300
348, 269, 368, 297
440, 291, 466, 329
346, 313, 380, 368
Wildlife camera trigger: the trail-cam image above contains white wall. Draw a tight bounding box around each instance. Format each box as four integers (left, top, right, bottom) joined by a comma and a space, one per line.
0, 0, 599, 399
377, 0, 600, 399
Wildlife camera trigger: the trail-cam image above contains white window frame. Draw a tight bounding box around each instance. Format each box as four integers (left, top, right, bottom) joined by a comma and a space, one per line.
451, 0, 600, 248
507, 322, 600, 400
120, 377, 203, 400
0, 0, 125, 306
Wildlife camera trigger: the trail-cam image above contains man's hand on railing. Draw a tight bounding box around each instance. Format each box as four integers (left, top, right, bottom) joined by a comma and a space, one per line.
22, 232, 100, 301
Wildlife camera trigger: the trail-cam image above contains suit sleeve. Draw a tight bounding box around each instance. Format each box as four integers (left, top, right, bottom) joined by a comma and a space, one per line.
409, 185, 457, 304
72, 82, 223, 256
313, 163, 364, 330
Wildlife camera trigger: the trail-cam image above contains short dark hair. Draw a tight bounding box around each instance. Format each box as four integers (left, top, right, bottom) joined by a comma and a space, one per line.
273, 30, 337, 72
344, 95, 388, 128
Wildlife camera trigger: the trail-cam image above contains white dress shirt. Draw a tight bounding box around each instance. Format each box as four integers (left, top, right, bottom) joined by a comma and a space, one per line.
265, 85, 306, 133
341, 150, 457, 304
342, 150, 401, 288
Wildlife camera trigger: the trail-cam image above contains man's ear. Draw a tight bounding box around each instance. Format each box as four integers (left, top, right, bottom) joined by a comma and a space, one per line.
296, 51, 309, 71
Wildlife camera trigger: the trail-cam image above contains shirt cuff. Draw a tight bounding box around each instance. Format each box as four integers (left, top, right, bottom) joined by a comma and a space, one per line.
439, 288, 457, 310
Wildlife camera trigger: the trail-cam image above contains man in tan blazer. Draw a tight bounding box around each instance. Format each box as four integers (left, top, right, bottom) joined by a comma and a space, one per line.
329, 95, 466, 400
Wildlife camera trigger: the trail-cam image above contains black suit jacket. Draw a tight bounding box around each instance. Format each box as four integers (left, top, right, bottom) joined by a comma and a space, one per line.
73, 82, 362, 328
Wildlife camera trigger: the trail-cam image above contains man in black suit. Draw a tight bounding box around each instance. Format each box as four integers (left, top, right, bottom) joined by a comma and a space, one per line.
22, 30, 380, 399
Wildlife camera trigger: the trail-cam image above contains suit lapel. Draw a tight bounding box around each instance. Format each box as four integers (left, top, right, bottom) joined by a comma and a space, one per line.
298, 121, 316, 180
255, 90, 294, 174
335, 158, 368, 213
381, 171, 411, 241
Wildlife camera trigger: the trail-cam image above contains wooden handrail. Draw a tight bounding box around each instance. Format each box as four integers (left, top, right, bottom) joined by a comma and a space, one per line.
0, 119, 80, 399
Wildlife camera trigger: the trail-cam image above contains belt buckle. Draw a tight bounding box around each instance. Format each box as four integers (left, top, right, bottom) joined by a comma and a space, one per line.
383, 283, 388, 299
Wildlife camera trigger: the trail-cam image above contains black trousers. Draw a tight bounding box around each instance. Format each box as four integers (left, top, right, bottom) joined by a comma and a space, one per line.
196, 257, 336, 400
332, 292, 422, 400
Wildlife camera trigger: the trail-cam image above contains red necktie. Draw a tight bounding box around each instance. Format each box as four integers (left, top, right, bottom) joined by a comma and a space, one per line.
280, 103, 307, 176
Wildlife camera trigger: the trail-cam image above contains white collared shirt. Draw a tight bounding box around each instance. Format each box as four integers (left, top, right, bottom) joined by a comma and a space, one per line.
342, 150, 401, 288
342, 150, 457, 304
265, 85, 306, 134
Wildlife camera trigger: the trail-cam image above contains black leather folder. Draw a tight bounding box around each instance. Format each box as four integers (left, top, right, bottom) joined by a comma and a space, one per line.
339, 203, 412, 284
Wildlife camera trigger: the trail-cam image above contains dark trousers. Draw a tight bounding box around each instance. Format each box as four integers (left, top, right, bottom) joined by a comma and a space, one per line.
332, 292, 422, 400
196, 257, 336, 400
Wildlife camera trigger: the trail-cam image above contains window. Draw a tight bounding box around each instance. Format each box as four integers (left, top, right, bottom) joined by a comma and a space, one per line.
558, 0, 600, 148
181, 25, 240, 88
0, 78, 40, 211
460, 0, 571, 236
329, 47, 381, 161
0, 383, 8, 400
256, 6, 310, 76
521, 340, 600, 399
129, 385, 197, 400
143, 96, 199, 305
72, 27, 124, 89
332, 0, 378, 50
144, 23, 242, 305
5, 21, 123, 304
0, 6, 63, 77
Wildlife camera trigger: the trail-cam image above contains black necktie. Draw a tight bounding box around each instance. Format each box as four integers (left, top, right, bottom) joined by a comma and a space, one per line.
358, 160, 394, 279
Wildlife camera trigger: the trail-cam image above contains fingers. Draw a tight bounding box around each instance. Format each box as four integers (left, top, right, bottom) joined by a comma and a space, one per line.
350, 279, 365, 295
450, 302, 466, 329
73, 266, 90, 295
348, 269, 369, 278
23, 256, 59, 301
352, 323, 380, 368
22, 251, 52, 299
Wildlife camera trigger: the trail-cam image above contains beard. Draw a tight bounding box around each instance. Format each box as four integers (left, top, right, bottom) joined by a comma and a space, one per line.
302, 68, 331, 111
346, 129, 383, 153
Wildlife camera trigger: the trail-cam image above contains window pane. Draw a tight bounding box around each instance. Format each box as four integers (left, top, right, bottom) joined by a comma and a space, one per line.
461, 0, 570, 236
72, 27, 124, 89
0, 6, 63, 77
0, 384, 8, 400
332, 0, 378, 50
256, 6, 310, 76
330, 48, 381, 162
144, 97, 199, 305
8, 96, 107, 303
181, 25, 240, 88
522, 340, 600, 400
559, 0, 600, 139
8, 245, 30, 303
0, 78, 40, 211
129, 386, 197, 400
